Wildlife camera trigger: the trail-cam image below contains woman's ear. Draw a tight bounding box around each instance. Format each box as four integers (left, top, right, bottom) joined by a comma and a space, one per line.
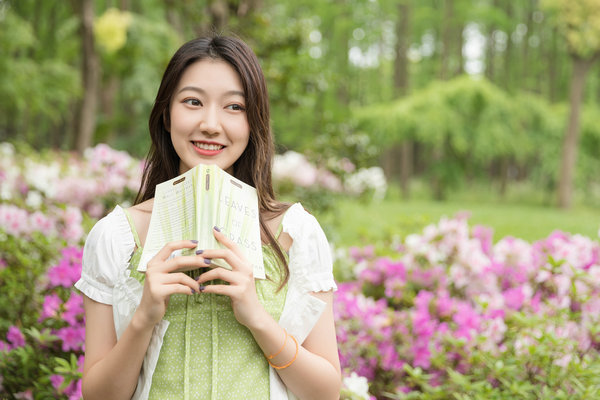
163, 110, 170, 132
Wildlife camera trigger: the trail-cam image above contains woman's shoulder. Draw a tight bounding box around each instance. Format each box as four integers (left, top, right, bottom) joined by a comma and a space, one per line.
76, 205, 138, 302
281, 203, 320, 235
126, 198, 154, 247
84, 205, 135, 256
281, 202, 336, 292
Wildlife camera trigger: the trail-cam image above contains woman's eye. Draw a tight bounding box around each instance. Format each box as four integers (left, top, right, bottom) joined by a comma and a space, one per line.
227, 104, 246, 111
183, 98, 201, 106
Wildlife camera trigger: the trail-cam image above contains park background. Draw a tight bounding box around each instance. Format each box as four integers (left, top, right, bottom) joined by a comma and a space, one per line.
1, 0, 600, 398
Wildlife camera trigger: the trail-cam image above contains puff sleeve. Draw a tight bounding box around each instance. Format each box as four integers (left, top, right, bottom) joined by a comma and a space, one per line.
282, 203, 337, 293
74, 206, 136, 304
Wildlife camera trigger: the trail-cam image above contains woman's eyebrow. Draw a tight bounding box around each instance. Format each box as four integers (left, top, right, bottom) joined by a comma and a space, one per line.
177, 86, 245, 98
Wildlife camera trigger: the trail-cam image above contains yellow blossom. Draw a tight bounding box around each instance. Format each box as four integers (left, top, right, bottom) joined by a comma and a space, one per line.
94, 8, 132, 54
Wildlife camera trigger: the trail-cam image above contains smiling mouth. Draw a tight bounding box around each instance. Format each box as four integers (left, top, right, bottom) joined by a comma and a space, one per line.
192, 141, 224, 151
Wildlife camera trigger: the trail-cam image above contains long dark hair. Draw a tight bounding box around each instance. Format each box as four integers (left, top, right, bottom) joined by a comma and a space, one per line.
135, 35, 290, 288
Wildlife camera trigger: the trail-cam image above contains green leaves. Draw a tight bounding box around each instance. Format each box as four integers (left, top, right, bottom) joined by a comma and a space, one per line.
541, 0, 600, 59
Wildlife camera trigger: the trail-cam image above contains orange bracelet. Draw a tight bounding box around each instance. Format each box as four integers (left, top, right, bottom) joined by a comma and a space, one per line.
267, 333, 299, 370
266, 329, 288, 360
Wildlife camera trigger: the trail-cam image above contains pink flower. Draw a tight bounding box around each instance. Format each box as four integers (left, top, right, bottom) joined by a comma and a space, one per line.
7, 325, 25, 348
62, 293, 84, 325
452, 302, 481, 340
47, 247, 83, 288
47, 263, 77, 288
13, 390, 33, 400
28, 211, 55, 236
412, 343, 431, 368
503, 286, 526, 310
40, 293, 62, 320
65, 378, 82, 400
50, 374, 65, 391
78, 355, 85, 372
0, 340, 10, 352
472, 225, 493, 256
55, 326, 85, 352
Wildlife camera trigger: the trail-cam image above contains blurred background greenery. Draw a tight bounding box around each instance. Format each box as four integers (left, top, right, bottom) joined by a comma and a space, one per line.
1, 0, 599, 243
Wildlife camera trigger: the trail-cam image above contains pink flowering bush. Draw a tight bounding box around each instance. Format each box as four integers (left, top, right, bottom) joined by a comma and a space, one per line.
335, 214, 600, 399
0, 143, 139, 398
0, 142, 142, 219
0, 247, 84, 398
273, 151, 387, 213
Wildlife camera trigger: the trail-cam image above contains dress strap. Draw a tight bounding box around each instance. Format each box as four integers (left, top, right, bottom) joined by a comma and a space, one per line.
121, 206, 142, 249
274, 222, 284, 240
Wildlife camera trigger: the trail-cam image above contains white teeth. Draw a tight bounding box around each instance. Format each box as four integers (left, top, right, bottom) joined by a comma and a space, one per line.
193, 142, 223, 151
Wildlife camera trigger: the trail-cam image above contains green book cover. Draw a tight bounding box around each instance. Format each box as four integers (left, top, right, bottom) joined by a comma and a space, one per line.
138, 164, 265, 279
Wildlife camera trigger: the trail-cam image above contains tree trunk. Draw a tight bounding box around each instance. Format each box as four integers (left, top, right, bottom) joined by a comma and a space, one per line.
394, 1, 410, 97
485, 0, 499, 81
557, 56, 596, 209
210, 0, 229, 31
165, 0, 184, 37
394, 1, 412, 199
75, 0, 99, 153
439, 0, 453, 80
521, 0, 534, 91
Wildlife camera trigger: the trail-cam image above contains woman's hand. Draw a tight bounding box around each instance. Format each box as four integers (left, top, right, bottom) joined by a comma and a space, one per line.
196, 227, 269, 329
133, 240, 204, 330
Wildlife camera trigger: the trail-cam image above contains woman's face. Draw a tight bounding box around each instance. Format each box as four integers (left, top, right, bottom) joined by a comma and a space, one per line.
169, 59, 250, 175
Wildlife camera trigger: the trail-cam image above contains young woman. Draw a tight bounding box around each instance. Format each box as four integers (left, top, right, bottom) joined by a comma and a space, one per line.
75, 35, 341, 399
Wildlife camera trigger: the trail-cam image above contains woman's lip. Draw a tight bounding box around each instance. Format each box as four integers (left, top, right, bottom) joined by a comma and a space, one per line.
191, 141, 225, 156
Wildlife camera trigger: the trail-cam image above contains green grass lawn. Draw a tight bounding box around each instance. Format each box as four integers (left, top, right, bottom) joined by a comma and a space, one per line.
321, 197, 600, 247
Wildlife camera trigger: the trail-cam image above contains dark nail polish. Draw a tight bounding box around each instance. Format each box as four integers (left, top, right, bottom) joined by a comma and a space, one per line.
213, 226, 221, 232
196, 249, 204, 255
191, 288, 196, 294
199, 285, 206, 292
204, 258, 212, 265
190, 239, 199, 244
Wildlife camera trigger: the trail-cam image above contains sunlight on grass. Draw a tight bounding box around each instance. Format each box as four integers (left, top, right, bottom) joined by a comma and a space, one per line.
322, 196, 600, 247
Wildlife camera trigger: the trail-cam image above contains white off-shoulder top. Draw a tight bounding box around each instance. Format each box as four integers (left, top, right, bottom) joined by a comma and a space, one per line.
75, 202, 337, 400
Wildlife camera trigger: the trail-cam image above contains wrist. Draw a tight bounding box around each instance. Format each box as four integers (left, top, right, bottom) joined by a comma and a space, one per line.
245, 308, 275, 334
130, 309, 158, 334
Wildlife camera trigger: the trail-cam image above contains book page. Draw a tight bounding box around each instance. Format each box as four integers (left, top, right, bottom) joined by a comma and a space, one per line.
208, 165, 265, 279
139, 168, 197, 271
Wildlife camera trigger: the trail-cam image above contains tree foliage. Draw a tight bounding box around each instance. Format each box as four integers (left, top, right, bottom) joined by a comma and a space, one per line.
0, 0, 599, 203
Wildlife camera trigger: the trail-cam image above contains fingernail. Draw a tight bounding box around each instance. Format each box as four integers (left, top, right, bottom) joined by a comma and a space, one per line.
213, 226, 221, 232
191, 288, 196, 294
199, 285, 206, 292
204, 258, 212, 265
190, 239, 198, 244
196, 249, 204, 255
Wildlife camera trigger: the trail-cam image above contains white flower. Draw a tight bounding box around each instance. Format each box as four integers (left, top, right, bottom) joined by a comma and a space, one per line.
25, 190, 43, 209
0, 142, 15, 157
344, 167, 387, 200
343, 372, 371, 400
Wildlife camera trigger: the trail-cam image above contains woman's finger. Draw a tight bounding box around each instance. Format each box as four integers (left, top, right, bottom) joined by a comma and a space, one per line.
156, 254, 213, 273
199, 283, 239, 297
156, 271, 200, 290
148, 240, 199, 266
196, 267, 240, 286
212, 227, 247, 260
195, 248, 246, 272
161, 283, 200, 296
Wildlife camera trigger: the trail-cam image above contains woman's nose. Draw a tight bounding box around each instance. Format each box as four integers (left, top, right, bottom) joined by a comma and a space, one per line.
199, 106, 222, 135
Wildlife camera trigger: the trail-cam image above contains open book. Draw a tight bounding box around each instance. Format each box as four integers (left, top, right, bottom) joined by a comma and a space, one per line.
138, 164, 265, 279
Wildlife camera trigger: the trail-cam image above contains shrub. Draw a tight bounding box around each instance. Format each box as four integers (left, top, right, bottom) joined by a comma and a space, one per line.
335, 214, 600, 399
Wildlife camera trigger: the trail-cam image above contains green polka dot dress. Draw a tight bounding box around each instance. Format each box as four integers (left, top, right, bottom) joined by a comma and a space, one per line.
124, 210, 288, 399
